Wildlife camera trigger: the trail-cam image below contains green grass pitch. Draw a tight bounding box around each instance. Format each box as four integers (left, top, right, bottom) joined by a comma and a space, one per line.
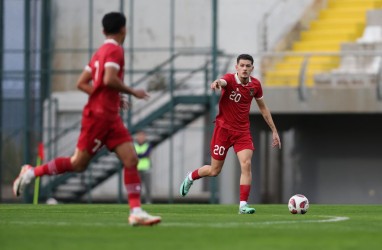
1, 204, 382, 250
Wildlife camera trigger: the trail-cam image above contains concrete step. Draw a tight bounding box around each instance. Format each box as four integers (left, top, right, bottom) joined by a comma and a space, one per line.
293, 41, 343, 51
301, 30, 360, 41
328, 0, 382, 9
319, 9, 367, 20
310, 20, 364, 31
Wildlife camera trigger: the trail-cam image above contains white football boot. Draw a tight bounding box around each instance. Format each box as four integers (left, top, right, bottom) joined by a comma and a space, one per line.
128, 210, 161, 226
13, 165, 34, 197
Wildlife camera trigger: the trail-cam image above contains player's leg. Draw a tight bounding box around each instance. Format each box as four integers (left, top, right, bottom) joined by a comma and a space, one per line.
180, 158, 225, 197
34, 148, 91, 175
114, 141, 161, 226
114, 141, 140, 208
13, 148, 92, 197
107, 119, 160, 225
180, 125, 228, 197
13, 113, 100, 197
199, 158, 225, 177
237, 149, 255, 214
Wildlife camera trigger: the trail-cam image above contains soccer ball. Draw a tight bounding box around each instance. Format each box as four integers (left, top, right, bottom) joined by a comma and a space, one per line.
288, 194, 309, 214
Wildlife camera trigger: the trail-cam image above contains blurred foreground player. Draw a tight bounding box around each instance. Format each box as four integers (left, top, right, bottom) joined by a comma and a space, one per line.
13, 12, 161, 226
180, 54, 281, 214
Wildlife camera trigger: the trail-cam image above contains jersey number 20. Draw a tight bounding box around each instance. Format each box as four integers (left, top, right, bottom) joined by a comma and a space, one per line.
229, 91, 241, 102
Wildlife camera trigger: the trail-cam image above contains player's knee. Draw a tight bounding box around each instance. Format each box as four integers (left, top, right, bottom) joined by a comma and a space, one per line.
241, 159, 251, 169
70, 156, 90, 172
241, 164, 252, 176
210, 168, 221, 177
72, 162, 88, 172
122, 154, 139, 167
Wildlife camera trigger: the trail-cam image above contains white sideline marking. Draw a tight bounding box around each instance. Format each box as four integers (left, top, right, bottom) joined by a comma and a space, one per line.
161, 216, 350, 228
1, 216, 349, 228
254, 215, 350, 225
2, 221, 128, 227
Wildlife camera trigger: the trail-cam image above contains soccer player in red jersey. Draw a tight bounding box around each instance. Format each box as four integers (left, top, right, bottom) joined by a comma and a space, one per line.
13, 12, 161, 226
180, 54, 281, 214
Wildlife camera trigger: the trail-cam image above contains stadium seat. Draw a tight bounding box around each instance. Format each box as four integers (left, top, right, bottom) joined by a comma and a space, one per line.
264, 0, 382, 87
357, 26, 382, 43
314, 8, 382, 85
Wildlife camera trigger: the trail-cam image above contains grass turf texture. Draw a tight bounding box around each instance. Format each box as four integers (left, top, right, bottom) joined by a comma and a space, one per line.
1, 204, 381, 250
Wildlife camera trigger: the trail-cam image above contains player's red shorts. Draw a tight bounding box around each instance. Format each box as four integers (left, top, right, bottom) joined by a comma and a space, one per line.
210, 123, 255, 161
77, 110, 132, 155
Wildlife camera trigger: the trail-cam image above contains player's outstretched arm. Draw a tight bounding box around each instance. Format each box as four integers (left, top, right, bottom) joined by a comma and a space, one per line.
76, 70, 93, 95
210, 79, 227, 90
104, 66, 149, 100
256, 98, 281, 149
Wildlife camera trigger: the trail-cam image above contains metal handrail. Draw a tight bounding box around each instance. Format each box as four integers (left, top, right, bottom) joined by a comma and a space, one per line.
130, 53, 180, 87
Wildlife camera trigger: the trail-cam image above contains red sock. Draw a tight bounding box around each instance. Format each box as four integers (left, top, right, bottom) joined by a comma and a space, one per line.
191, 169, 201, 180
34, 157, 73, 177
124, 165, 141, 209
240, 185, 251, 202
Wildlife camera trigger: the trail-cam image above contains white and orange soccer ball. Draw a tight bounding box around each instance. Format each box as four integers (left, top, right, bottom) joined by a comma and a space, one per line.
288, 194, 309, 214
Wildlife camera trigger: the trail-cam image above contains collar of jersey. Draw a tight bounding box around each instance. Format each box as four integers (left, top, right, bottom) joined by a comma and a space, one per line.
104, 39, 119, 45
235, 73, 251, 85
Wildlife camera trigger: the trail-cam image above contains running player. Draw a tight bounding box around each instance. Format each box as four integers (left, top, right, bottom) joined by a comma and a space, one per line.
180, 54, 281, 214
13, 12, 161, 226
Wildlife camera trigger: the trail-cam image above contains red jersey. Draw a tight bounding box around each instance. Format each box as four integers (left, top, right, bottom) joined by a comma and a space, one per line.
84, 39, 124, 120
215, 73, 263, 131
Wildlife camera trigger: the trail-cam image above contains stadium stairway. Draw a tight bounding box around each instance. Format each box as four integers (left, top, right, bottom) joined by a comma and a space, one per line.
37, 55, 220, 202
264, 0, 382, 87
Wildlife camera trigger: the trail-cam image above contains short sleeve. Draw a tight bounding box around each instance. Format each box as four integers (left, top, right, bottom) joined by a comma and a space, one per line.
221, 73, 232, 82
254, 80, 263, 99
84, 64, 92, 73
105, 47, 123, 70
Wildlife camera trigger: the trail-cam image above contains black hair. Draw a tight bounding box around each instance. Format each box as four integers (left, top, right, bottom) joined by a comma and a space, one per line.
102, 12, 126, 35
237, 54, 254, 65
